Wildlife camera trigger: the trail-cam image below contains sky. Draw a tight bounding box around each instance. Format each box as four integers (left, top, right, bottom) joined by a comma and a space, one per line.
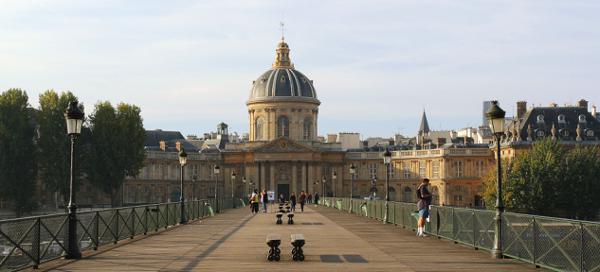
1, 0, 600, 138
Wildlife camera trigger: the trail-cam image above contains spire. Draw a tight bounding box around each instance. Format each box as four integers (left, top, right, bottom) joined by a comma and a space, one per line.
418, 110, 430, 134
272, 23, 294, 68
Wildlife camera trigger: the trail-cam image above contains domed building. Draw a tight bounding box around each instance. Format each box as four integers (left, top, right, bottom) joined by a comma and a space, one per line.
247, 38, 320, 142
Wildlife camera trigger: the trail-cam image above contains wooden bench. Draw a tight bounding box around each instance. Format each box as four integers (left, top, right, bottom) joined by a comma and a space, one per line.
276, 213, 283, 224
287, 213, 294, 224
266, 234, 281, 261
290, 234, 305, 261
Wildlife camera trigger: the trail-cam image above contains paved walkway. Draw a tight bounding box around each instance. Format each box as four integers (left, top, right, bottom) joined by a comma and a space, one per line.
47, 205, 540, 271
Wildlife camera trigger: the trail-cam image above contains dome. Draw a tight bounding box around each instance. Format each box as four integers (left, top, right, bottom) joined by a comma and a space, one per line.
248, 39, 319, 103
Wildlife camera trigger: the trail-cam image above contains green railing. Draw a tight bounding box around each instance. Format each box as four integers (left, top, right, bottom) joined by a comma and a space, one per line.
319, 197, 600, 272
0, 198, 244, 271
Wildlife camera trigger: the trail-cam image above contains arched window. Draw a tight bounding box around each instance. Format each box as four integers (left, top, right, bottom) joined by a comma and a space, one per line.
579, 114, 587, 123
277, 116, 289, 138
303, 117, 312, 140
558, 114, 566, 123
388, 186, 397, 201
254, 117, 264, 140
537, 114, 545, 124
403, 187, 413, 203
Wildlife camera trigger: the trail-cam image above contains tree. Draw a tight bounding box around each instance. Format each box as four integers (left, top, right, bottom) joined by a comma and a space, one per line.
0, 89, 38, 216
87, 102, 146, 207
483, 139, 600, 220
36, 90, 79, 208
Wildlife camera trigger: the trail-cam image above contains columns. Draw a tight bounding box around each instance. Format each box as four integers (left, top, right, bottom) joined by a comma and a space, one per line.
270, 164, 275, 192
260, 163, 265, 191
308, 164, 314, 193
292, 164, 297, 194
301, 163, 307, 192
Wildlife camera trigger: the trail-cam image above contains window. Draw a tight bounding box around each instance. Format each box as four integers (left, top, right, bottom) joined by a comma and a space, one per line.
432, 161, 440, 178
579, 114, 586, 123
536, 129, 545, 138
369, 163, 377, 178
277, 116, 289, 137
537, 114, 545, 124
475, 160, 485, 177
389, 162, 396, 178
303, 117, 312, 140
255, 117, 265, 140
402, 162, 410, 179
419, 161, 426, 178
558, 114, 566, 123
403, 187, 413, 202
453, 161, 463, 178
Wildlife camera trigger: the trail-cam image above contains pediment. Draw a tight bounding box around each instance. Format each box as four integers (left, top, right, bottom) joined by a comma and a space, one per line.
252, 137, 316, 153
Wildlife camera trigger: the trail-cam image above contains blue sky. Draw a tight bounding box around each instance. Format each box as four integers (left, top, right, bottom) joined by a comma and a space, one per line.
1, 1, 599, 138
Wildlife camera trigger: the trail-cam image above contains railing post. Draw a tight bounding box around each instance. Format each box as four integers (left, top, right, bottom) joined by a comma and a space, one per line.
94, 211, 99, 250
130, 209, 135, 239
155, 204, 159, 231
144, 207, 148, 235
580, 222, 585, 272
165, 204, 169, 229
472, 210, 476, 248
33, 217, 40, 269
532, 217, 537, 266
113, 210, 119, 244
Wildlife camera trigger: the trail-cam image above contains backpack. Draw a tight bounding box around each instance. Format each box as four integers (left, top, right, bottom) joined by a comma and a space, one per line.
416, 186, 423, 200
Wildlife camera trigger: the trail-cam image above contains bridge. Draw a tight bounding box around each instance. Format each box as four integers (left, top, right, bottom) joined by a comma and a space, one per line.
0, 198, 597, 271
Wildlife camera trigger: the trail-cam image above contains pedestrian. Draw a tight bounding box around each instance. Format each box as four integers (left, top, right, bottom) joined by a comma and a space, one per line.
307, 193, 312, 204
279, 193, 285, 203
416, 178, 432, 237
290, 192, 297, 212
299, 191, 306, 212
262, 190, 269, 213
250, 189, 259, 214
314, 192, 320, 205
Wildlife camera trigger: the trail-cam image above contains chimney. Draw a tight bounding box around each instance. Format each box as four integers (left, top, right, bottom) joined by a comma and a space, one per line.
578, 99, 588, 110
175, 141, 182, 152
516, 101, 527, 120
159, 140, 167, 151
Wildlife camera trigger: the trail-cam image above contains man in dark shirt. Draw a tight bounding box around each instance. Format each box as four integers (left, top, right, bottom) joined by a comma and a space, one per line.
417, 178, 432, 237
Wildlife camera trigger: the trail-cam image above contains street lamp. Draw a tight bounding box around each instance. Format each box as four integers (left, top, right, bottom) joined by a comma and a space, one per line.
383, 148, 392, 224
349, 164, 356, 213
231, 170, 237, 208
332, 170, 337, 197
213, 165, 220, 212
322, 176, 327, 198
64, 101, 84, 259
192, 174, 197, 201
486, 100, 506, 259
178, 148, 188, 224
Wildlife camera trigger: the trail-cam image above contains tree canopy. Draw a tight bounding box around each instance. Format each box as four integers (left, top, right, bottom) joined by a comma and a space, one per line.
483, 139, 600, 220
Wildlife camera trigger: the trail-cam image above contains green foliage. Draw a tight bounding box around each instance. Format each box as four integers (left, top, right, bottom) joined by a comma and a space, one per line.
36, 90, 80, 207
483, 139, 600, 220
87, 102, 146, 206
0, 89, 38, 216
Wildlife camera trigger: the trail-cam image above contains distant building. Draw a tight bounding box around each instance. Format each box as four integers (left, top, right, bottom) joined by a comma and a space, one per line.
482, 101, 493, 126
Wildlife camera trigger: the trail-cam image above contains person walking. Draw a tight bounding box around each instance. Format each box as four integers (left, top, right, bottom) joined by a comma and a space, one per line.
279, 193, 285, 203
250, 189, 259, 214
307, 193, 312, 204
314, 192, 320, 206
299, 191, 306, 212
416, 178, 432, 237
262, 190, 269, 213
290, 192, 297, 212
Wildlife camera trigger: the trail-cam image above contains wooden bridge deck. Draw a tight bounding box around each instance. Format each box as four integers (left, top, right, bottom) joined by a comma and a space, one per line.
41, 205, 541, 272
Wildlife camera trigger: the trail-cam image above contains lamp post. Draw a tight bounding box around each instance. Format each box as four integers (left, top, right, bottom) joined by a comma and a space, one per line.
231, 170, 237, 208
64, 101, 84, 259
213, 165, 220, 212
383, 148, 392, 224
486, 100, 506, 259
332, 171, 337, 197
349, 164, 356, 213
322, 176, 326, 198
178, 148, 188, 224
192, 174, 197, 201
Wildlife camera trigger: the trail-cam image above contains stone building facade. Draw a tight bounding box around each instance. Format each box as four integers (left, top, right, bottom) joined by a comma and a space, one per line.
122, 38, 495, 208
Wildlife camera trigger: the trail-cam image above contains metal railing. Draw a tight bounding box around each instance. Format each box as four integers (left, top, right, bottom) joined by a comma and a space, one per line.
0, 198, 245, 271
319, 197, 600, 272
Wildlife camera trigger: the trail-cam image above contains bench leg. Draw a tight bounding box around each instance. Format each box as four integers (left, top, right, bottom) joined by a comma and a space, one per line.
287, 218, 294, 224
292, 245, 304, 261
267, 244, 281, 261
276, 218, 282, 224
